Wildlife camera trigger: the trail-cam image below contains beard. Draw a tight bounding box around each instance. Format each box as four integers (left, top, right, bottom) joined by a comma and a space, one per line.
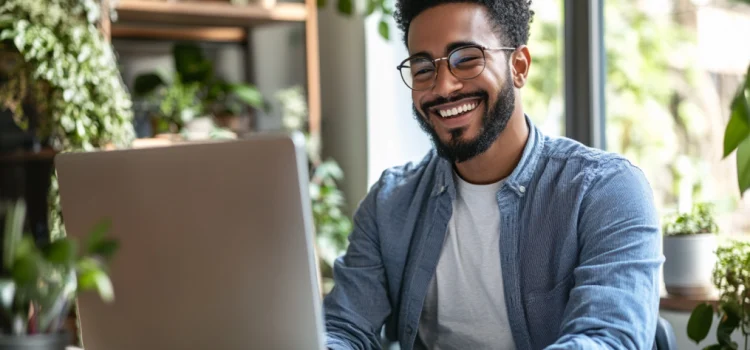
413, 72, 515, 163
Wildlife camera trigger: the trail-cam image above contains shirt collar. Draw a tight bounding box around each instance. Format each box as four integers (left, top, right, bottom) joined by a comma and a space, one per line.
433, 115, 545, 199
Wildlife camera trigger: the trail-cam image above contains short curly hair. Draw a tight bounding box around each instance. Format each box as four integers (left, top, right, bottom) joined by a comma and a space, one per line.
394, 0, 534, 49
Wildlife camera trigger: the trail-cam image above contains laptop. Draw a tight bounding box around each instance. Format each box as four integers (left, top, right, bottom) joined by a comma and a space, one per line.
55, 132, 326, 350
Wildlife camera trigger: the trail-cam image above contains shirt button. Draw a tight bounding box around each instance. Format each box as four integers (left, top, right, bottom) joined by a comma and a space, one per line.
519, 185, 526, 193
406, 326, 414, 334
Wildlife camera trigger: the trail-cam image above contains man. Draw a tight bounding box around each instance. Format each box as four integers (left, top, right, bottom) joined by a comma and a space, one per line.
324, 0, 663, 349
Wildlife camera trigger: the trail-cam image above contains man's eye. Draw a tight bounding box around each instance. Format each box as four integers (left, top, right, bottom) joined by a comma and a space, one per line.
413, 67, 434, 77
453, 56, 481, 67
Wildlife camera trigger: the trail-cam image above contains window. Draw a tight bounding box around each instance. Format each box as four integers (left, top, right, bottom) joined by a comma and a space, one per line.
604, 0, 750, 235
525, 0, 565, 137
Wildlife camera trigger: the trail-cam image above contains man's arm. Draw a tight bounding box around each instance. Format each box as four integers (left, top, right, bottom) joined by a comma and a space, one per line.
323, 180, 391, 350
546, 160, 664, 350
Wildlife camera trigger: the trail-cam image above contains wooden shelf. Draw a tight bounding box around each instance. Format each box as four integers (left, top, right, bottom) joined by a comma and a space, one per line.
111, 25, 247, 42
0, 148, 58, 163
114, 0, 308, 27
660, 293, 719, 312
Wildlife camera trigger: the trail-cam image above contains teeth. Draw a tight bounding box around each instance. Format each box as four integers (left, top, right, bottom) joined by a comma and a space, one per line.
438, 102, 478, 118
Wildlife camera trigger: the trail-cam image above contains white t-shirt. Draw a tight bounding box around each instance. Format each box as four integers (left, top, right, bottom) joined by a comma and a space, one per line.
416, 172, 516, 350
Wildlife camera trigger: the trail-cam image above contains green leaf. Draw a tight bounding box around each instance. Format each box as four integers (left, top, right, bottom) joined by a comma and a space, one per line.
688, 303, 714, 343
3, 199, 26, 269
378, 19, 389, 40
44, 239, 78, 265
716, 309, 740, 347
133, 73, 165, 97
173, 43, 212, 84
11, 255, 40, 285
724, 92, 750, 158
90, 240, 119, 261
702, 345, 722, 350
230, 84, 264, 109
86, 219, 112, 254
337, 0, 353, 15
737, 135, 750, 195
317, 0, 326, 7
78, 265, 114, 302
365, 0, 377, 16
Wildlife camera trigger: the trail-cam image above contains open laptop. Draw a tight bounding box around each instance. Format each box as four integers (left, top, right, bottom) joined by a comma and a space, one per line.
55, 132, 326, 350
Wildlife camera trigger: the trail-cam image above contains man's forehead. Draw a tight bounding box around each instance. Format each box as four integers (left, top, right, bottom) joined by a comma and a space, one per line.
407, 3, 498, 56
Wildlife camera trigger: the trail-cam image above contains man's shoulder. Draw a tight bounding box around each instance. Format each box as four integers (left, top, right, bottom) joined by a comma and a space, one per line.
540, 135, 639, 176
364, 149, 442, 210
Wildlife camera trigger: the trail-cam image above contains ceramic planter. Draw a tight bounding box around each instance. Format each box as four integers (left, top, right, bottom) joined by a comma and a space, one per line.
663, 234, 717, 297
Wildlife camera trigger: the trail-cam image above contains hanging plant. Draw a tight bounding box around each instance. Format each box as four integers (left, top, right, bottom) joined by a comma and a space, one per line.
0, 0, 135, 241
0, 0, 134, 151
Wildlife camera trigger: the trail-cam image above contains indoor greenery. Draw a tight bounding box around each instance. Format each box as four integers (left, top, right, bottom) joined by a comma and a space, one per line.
0, 199, 117, 337
275, 86, 351, 292
133, 43, 264, 135
0, 0, 134, 151
723, 65, 750, 196
0, 0, 135, 241
688, 241, 750, 349
318, 0, 393, 40
663, 202, 719, 236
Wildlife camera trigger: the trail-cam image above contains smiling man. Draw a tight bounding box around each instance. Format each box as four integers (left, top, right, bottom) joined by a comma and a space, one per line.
323, 1, 663, 349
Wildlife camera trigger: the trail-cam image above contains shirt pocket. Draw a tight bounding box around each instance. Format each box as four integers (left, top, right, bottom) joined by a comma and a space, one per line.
523, 273, 574, 350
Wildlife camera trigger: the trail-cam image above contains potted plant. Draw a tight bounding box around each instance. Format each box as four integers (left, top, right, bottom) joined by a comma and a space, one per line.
275, 86, 352, 294
0, 199, 118, 349
662, 202, 719, 297
0, 0, 136, 241
133, 43, 265, 138
688, 241, 750, 349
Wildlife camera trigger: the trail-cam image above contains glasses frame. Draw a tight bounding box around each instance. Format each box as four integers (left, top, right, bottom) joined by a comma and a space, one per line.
396, 44, 516, 91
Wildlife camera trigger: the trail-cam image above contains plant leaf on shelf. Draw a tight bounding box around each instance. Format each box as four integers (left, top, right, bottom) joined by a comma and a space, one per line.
85, 219, 112, 254
688, 302, 714, 343
133, 73, 165, 97
3, 199, 26, 269
337, 0, 353, 15
173, 43, 212, 84
366, 0, 377, 16
229, 84, 264, 109
77, 258, 114, 302
44, 239, 78, 266
736, 135, 750, 195
378, 18, 390, 40
724, 89, 750, 158
716, 306, 740, 348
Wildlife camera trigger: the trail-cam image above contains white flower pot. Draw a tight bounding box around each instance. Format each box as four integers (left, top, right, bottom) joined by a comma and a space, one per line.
663, 234, 717, 297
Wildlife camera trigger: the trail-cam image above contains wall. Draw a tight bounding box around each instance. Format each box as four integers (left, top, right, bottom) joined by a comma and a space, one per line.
363, 13, 432, 189
317, 5, 369, 216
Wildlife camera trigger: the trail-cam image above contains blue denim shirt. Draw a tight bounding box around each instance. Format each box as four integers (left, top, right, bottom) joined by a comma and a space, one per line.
324, 117, 664, 350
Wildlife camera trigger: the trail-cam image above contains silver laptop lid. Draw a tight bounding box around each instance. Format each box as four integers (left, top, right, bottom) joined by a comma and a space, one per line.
55, 132, 325, 350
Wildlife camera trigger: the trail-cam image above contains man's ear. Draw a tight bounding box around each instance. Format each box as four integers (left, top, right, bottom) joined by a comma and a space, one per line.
510, 45, 531, 88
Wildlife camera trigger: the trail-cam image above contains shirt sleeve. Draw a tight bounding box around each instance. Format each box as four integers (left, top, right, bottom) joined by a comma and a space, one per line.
545, 159, 664, 350
323, 178, 392, 350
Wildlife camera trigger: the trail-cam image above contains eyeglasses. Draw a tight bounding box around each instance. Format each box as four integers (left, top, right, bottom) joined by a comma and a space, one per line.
396, 45, 515, 91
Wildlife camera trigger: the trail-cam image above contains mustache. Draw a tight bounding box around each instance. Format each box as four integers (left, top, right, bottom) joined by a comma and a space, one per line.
421, 91, 489, 112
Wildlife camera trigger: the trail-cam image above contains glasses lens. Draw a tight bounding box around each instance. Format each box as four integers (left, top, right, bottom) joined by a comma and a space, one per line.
449, 47, 485, 79
400, 57, 435, 90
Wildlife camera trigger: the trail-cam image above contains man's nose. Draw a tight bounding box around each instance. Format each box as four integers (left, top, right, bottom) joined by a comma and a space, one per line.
432, 60, 463, 97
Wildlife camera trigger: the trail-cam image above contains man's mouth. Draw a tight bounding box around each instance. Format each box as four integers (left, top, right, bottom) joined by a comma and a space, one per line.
429, 98, 483, 119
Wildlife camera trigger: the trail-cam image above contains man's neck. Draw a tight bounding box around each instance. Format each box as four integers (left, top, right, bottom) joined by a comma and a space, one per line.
454, 112, 530, 185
